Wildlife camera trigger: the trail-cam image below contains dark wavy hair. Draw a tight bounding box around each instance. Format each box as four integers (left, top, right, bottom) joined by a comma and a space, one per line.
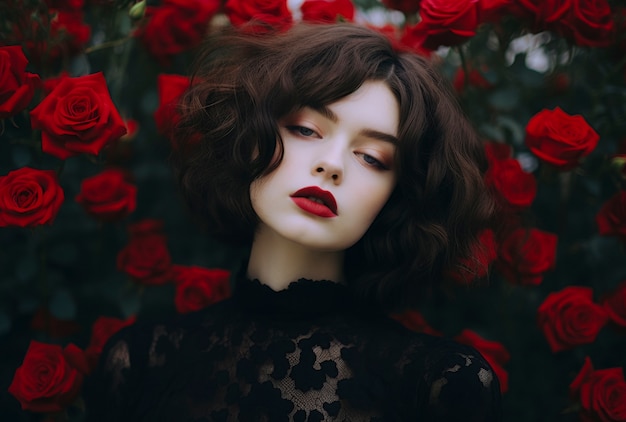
173, 23, 495, 311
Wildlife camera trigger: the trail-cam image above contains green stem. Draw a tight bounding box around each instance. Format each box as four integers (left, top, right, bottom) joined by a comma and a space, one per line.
56, 159, 66, 177
85, 37, 131, 54
457, 45, 470, 89
37, 228, 50, 339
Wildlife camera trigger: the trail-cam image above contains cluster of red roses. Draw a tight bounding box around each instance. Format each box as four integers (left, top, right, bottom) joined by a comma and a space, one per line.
116, 219, 231, 312
0, 41, 231, 413
386, 0, 616, 50
2, 0, 626, 420
8, 316, 135, 413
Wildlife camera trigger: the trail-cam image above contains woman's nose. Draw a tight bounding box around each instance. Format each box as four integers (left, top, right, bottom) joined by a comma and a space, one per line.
312, 146, 343, 184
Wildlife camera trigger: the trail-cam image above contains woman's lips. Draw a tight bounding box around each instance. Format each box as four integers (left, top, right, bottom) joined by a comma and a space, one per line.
290, 186, 338, 218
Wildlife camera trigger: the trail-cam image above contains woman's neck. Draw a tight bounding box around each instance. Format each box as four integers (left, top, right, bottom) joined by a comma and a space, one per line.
247, 224, 345, 291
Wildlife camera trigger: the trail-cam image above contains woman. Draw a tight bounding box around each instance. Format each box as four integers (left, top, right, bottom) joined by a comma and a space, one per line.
85, 23, 501, 421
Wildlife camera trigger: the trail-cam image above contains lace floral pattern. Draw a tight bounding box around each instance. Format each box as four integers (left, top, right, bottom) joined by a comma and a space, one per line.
84, 278, 501, 421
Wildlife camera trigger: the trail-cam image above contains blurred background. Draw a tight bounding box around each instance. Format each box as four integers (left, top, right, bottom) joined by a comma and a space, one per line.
1, 0, 626, 420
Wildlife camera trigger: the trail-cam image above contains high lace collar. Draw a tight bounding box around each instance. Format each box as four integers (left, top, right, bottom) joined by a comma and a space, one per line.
233, 274, 353, 318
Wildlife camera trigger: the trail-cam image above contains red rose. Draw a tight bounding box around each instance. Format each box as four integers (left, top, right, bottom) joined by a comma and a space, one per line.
484, 141, 513, 164
485, 158, 537, 209
381, 0, 422, 14
397, 25, 434, 56
301, 0, 355, 23
30, 72, 127, 160
85, 315, 136, 370
224, 0, 293, 31
519, 0, 572, 28
596, 190, 626, 242
604, 280, 626, 328
23, 10, 91, 62
116, 221, 173, 285
0, 167, 64, 228
508, 0, 582, 31
173, 266, 231, 314
570, 356, 595, 399
557, 0, 614, 48
137, 0, 219, 65
8, 341, 84, 413
480, 0, 515, 23
511, 0, 541, 17
569, 357, 626, 422
42, 71, 71, 94
537, 286, 609, 353
45, 0, 84, 10
389, 309, 442, 336
447, 229, 498, 284
30, 308, 81, 339
455, 329, 510, 393
52, 11, 91, 54
525, 107, 599, 170
154, 74, 189, 141
128, 218, 164, 236
404, 0, 481, 51
75, 169, 137, 222
0, 46, 40, 118
452, 65, 495, 93
496, 227, 558, 285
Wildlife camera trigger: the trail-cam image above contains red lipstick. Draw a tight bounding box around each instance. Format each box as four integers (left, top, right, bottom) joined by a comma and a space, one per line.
290, 186, 338, 218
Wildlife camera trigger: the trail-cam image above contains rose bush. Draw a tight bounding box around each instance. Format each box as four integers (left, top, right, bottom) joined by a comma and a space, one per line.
223, 0, 293, 31
75, 169, 137, 222
404, 0, 481, 50
30, 72, 127, 160
558, 0, 615, 47
116, 220, 174, 285
301, 0, 355, 23
381, 0, 421, 14
0, 167, 64, 227
8, 341, 86, 413
453, 64, 495, 93
604, 280, 626, 328
537, 286, 609, 353
2, 0, 626, 420
485, 158, 537, 209
30, 308, 81, 339
496, 228, 558, 285
137, 0, 220, 65
596, 190, 626, 242
0, 46, 40, 118
570, 357, 626, 422
154, 74, 189, 142
525, 107, 600, 170
173, 266, 231, 314
13, 8, 92, 63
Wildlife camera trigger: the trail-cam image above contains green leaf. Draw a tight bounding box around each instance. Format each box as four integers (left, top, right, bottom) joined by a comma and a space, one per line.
50, 289, 76, 320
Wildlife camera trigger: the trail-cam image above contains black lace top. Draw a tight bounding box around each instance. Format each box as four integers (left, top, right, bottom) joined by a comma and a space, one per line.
84, 277, 502, 421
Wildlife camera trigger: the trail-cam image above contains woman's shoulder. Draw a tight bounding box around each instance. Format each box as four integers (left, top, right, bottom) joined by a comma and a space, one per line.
350, 316, 503, 421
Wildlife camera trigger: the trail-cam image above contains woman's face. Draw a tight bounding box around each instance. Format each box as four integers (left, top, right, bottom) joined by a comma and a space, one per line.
250, 80, 399, 251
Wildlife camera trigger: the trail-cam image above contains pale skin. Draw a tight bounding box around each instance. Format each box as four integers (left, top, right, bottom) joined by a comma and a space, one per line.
247, 81, 400, 291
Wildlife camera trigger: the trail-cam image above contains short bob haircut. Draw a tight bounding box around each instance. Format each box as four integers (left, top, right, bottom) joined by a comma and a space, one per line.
173, 23, 495, 312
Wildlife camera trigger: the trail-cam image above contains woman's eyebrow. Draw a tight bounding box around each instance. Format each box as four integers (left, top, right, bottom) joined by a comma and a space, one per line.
310, 104, 339, 122
359, 129, 399, 145
310, 104, 398, 145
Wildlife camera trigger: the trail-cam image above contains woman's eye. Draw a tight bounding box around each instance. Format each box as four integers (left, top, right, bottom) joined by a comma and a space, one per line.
357, 152, 388, 170
286, 125, 318, 137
